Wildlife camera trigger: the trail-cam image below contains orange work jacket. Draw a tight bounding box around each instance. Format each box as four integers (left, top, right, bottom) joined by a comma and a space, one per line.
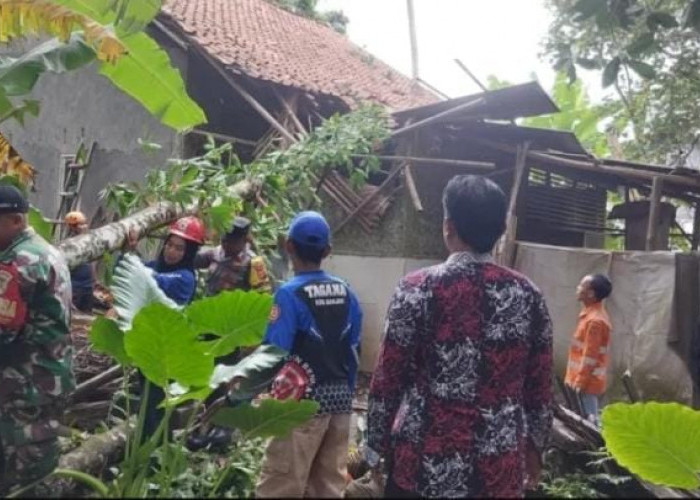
564, 301, 611, 395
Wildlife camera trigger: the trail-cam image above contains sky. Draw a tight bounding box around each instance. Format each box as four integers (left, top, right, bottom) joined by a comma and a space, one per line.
317, 0, 559, 98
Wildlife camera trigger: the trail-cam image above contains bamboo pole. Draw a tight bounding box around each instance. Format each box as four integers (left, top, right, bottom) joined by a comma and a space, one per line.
352, 154, 495, 170
497, 142, 530, 266
471, 136, 700, 192
404, 165, 423, 212
193, 45, 297, 144
390, 97, 485, 139
333, 164, 407, 235
646, 176, 664, 251
693, 203, 700, 251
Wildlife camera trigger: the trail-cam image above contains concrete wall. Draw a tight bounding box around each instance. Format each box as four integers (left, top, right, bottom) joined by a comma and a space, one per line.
324, 254, 440, 372
0, 32, 185, 219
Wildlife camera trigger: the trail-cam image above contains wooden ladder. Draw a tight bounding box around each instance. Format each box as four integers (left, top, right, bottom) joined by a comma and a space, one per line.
51, 141, 95, 241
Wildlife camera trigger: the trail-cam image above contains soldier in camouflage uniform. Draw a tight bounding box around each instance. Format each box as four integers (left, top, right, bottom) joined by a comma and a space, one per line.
0, 186, 74, 495
194, 216, 272, 296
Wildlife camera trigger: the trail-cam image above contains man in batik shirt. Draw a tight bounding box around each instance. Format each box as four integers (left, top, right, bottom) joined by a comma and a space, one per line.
367, 175, 553, 498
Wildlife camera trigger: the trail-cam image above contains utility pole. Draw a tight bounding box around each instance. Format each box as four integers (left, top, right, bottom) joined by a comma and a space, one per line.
406, 0, 419, 80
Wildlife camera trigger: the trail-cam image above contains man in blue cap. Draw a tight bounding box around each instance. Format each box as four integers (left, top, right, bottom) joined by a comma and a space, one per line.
255, 211, 363, 498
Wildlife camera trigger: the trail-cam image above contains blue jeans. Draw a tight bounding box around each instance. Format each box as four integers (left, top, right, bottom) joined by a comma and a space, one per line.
579, 392, 600, 427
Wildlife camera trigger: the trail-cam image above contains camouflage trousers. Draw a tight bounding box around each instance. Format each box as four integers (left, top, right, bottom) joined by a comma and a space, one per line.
0, 403, 60, 496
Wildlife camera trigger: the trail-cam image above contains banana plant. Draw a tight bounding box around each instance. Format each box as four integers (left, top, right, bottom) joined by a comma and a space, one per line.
0, 0, 206, 131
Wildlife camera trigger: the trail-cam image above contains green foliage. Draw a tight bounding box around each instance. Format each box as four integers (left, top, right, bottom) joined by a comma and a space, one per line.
102, 105, 389, 254
126, 303, 214, 388
602, 401, 700, 489
27, 206, 54, 241
273, 0, 349, 33
82, 286, 315, 498
99, 32, 207, 131
185, 291, 273, 357
0, 0, 205, 131
213, 399, 320, 439
543, 0, 700, 162
540, 472, 601, 498
90, 316, 131, 366
524, 72, 617, 157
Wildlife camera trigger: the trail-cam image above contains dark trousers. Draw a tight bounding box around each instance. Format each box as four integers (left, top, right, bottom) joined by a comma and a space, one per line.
72, 288, 94, 313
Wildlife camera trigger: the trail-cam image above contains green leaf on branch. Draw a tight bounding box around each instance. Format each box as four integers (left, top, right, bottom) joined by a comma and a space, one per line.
602, 57, 621, 88
125, 303, 214, 388
28, 206, 53, 242
90, 316, 131, 366
185, 290, 273, 358
99, 32, 206, 132
684, 0, 700, 31
572, 0, 607, 22
601, 402, 700, 489
646, 11, 679, 30
625, 33, 655, 57
627, 60, 656, 80
212, 398, 319, 439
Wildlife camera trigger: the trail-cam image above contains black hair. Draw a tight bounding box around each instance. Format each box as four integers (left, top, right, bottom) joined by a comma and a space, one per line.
442, 174, 507, 253
155, 235, 201, 273
590, 274, 612, 301
292, 240, 326, 265
223, 227, 249, 242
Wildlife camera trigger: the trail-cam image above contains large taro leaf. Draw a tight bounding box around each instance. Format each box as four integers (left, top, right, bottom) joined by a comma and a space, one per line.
124, 303, 213, 389
90, 316, 131, 366
111, 254, 180, 331
99, 32, 206, 132
212, 399, 319, 439
185, 290, 273, 358
210, 345, 287, 402
602, 402, 700, 489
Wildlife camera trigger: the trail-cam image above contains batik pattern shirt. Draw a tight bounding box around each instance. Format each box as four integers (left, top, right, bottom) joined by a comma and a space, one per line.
368, 252, 553, 497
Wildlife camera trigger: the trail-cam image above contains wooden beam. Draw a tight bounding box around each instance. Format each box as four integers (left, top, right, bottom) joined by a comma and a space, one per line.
646, 176, 664, 251
672, 220, 693, 245
497, 142, 530, 266
189, 129, 258, 146
193, 45, 297, 144
404, 164, 423, 212
692, 203, 700, 251
390, 97, 485, 139
333, 164, 407, 235
352, 154, 495, 171
470, 136, 700, 192
273, 88, 308, 138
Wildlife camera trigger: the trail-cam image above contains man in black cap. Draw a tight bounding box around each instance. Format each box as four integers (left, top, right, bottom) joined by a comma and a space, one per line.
194, 216, 271, 296
0, 186, 74, 495
189, 216, 272, 451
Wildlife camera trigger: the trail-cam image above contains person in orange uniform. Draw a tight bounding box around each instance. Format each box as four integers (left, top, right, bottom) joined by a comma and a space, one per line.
564, 274, 613, 426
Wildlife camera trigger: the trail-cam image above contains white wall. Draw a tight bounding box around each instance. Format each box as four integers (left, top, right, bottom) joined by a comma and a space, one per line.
325, 254, 440, 372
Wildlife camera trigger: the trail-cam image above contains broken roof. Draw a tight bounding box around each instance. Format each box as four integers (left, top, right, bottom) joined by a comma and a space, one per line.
393, 82, 559, 124
160, 0, 438, 111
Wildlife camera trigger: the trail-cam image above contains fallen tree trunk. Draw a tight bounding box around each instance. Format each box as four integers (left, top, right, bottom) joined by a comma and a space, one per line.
58, 180, 260, 268
58, 418, 133, 477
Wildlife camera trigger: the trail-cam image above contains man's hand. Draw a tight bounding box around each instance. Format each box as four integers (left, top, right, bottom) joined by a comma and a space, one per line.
525, 444, 542, 491
123, 230, 140, 253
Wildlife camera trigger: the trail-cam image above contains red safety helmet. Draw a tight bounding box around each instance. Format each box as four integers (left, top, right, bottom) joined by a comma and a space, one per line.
168, 216, 205, 245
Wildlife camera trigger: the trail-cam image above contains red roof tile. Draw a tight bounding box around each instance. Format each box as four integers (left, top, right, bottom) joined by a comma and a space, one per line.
161, 0, 438, 111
